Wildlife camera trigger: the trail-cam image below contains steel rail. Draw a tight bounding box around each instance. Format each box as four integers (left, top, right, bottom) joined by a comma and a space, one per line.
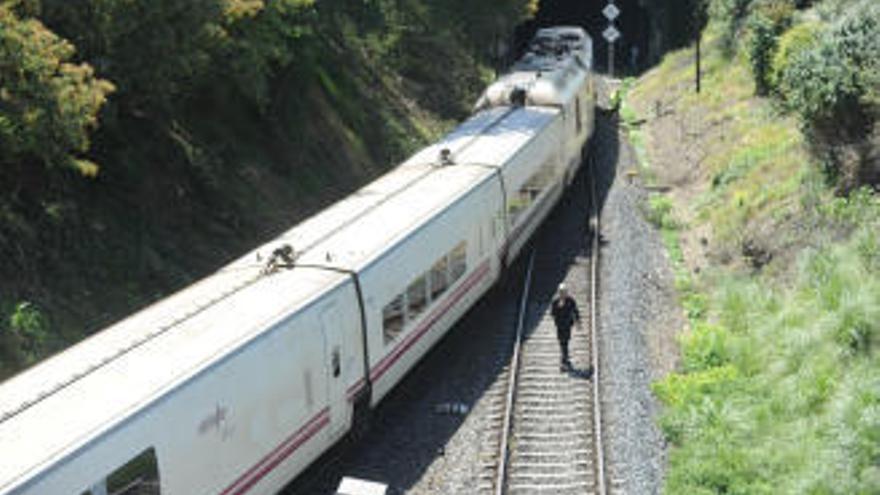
586, 151, 607, 495
494, 250, 536, 495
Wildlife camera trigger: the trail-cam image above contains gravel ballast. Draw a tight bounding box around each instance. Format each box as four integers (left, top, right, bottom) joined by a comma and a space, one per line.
593, 113, 684, 495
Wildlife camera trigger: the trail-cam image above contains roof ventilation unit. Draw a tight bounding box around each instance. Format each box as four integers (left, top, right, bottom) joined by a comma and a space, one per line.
439, 148, 455, 166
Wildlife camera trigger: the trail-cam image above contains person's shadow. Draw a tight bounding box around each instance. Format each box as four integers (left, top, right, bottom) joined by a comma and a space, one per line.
566, 364, 594, 380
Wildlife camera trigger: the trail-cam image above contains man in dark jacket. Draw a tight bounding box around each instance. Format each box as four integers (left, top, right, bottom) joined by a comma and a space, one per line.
551, 283, 580, 370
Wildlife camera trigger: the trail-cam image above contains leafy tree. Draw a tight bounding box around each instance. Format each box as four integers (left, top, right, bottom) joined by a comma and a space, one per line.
0, 5, 113, 173
214, 0, 316, 110
770, 21, 822, 92
781, 3, 879, 131
39, 0, 228, 112
779, 1, 879, 188
38, 0, 319, 113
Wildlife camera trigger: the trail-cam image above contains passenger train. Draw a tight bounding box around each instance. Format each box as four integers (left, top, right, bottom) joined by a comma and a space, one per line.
0, 26, 595, 495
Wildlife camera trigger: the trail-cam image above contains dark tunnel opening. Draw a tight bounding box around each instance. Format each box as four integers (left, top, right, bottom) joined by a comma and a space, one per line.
514, 0, 704, 75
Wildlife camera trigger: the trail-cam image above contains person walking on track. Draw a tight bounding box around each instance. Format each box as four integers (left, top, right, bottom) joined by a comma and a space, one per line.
551, 283, 581, 371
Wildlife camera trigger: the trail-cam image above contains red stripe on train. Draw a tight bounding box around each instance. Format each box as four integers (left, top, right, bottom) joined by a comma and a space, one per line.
220, 408, 329, 495
346, 259, 492, 400
225, 259, 491, 493
369, 260, 491, 383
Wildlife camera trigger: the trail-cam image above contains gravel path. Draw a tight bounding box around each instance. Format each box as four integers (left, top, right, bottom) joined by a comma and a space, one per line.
287, 105, 682, 495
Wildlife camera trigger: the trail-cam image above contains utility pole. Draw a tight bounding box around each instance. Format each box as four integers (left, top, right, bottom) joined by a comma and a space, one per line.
694, 0, 706, 93
609, 40, 615, 77
696, 32, 701, 93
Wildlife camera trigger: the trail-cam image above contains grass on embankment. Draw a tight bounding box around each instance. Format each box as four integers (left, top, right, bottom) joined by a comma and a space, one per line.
626, 24, 880, 495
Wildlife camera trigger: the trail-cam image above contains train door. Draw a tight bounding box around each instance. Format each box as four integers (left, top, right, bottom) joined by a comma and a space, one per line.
320, 304, 346, 438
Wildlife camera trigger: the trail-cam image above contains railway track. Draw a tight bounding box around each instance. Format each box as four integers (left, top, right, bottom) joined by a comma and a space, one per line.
480, 157, 605, 495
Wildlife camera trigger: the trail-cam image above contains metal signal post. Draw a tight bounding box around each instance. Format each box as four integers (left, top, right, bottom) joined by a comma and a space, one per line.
602, 2, 621, 77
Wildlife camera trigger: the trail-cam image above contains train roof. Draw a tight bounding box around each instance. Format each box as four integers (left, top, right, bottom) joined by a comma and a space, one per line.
296, 163, 494, 270
246, 165, 435, 263
0, 266, 348, 492
475, 53, 589, 110
403, 106, 558, 165
532, 26, 592, 67
474, 26, 592, 111
295, 107, 558, 270
238, 106, 556, 272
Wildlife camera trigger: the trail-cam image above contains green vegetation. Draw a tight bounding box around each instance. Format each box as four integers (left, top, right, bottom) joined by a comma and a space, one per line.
745, 0, 793, 95
770, 21, 821, 93
627, 0, 879, 492
709, 0, 879, 191
0, 301, 50, 368
646, 191, 709, 325
645, 194, 677, 231
656, 219, 880, 494
0, 6, 113, 174
0, 0, 534, 378
617, 78, 653, 175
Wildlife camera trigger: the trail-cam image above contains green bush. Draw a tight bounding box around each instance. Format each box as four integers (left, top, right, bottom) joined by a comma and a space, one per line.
780, 2, 879, 129
646, 193, 678, 229
682, 323, 732, 371
653, 364, 739, 408
9, 302, 47, 347
776, 2, 879, 189
2, 301, 50, 366
832, 1, 880, 108
745, 0, 794, 95
770, 21, 822, 93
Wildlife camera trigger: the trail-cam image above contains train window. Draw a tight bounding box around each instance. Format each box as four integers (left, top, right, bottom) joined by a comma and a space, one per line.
383, 294, 405, 344
105, 447, 160, 494
449, 242, 467, 282
530, 159, 557, 193
507, 195, 528, 225
508, 159, 557, 227
304, 370, 314, 408
430, 257, 449, 300
576, 97, 582, 134
407, 275, 428, 322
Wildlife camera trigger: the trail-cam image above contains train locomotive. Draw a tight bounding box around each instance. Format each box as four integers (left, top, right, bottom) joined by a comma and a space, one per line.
0, 26, 595, 495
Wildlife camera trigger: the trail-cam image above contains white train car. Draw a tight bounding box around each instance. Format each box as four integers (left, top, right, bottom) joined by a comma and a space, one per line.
475, 25, 595, 191
532, 26, 594, 68
0, 27, 595, 495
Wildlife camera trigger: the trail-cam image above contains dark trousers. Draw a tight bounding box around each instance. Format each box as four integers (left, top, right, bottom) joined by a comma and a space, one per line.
557, 327, 571, 364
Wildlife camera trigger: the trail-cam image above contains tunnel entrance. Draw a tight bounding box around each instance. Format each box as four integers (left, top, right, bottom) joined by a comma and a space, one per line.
514, 0, 701, 75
